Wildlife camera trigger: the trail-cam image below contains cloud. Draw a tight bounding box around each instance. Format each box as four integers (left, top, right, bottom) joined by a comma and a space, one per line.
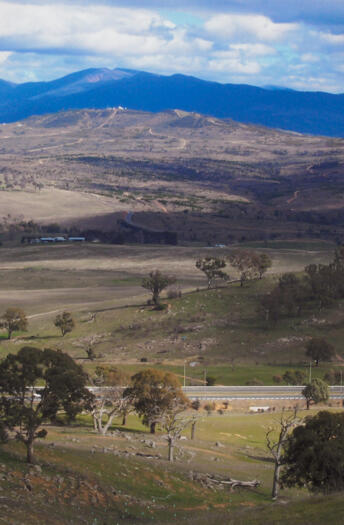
0, 1, 344, 92
318, 31, 344, 45
0, 50, 11, 64
205, 14, 298, 42
0, 2, 177, 54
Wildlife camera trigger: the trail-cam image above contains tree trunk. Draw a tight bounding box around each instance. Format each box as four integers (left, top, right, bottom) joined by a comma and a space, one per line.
122, 413, 127, 426
272, 463, 281, 500
150, 422, 156, 434
306, 399, 310, 410
191, 421, 196, 440
26, 439, 34, 464
168, 437, 174, 462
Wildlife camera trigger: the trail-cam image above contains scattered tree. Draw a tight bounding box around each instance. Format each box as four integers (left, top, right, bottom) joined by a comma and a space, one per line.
195, 257, 228, 289
0, 307, 28, 339
305, 337, 335, 366
302, 378, 329, 410
91, 366, 132, 434
54, 311, 75, 337
158, 400, 196, 462
281, 411, 344, 493
266, 408, 302, 500
282, 370, 306, 385
142, 270, 176, 305
125, 369, 188, 434
227, 250, 260, 286
0, 346, 93, 463
255, 253, 272, 279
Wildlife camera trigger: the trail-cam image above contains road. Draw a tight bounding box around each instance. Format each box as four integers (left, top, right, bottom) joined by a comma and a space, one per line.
181, 385, 344, 401
84, 385, 344, 401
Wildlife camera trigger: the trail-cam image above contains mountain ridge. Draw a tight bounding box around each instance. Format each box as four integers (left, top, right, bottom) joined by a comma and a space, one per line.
1, 67, 344, 136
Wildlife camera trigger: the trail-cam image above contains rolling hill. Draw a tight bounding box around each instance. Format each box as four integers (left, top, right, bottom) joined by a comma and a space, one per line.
0, 107, 344, 244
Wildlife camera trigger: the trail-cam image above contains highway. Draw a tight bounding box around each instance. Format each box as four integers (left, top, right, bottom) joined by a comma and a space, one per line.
181, 385, 344, 401
85, 385, 344, 401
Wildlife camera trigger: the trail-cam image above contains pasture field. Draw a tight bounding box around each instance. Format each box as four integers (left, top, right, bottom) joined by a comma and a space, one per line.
0, 409, 343, 524
0, 240, 342, 383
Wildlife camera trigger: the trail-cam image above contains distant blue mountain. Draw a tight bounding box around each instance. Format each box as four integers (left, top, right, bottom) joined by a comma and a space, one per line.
1, 67, 344, 136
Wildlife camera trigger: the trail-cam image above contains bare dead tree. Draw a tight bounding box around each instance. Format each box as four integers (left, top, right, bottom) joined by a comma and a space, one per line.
91, 387, 132, 435
159, 402, 196, 462
266, 407, 302, 500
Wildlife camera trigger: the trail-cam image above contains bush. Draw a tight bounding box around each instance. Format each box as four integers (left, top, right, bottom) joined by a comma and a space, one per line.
167, 287, 182, 299
204, 402, 215, 415
206, 376, 216, 386
153, 303, 168, 311
191, 399, 201, 411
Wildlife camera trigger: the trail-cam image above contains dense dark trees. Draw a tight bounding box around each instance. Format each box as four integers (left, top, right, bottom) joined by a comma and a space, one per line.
282, 411, 344, 493
305, 338, 335, 366
259, 246, 344, 324
0, 347, 93, 463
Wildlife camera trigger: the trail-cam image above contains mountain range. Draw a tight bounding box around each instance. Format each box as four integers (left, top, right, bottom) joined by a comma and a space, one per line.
1, 67, 344, 137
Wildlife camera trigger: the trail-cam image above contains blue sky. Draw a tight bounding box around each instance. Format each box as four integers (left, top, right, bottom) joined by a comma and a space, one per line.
0, 0, 344, 92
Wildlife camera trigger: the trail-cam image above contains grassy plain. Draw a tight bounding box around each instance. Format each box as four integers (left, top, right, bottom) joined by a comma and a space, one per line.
0, 409, 343, 524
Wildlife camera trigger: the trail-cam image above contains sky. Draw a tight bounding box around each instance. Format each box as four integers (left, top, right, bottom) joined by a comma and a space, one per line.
0, 0, 344, 92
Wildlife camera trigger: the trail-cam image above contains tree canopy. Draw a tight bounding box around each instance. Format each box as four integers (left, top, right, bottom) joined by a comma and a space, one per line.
125, 368, 188, 434
227, 250, 271, 286
195, 257, 228, 289
302, 378, 329, 410
0, 307, 28, 339
141, 270, 176, 305
54, 311, 75, 337
0, 346, 93, 463
282, 411, 344, 493
282, 370, 306, 386
305, 337, 335, 366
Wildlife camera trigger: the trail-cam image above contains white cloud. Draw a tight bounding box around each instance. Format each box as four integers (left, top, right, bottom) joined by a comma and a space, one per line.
205, 14, 298, 43
0, 2, 175, 54
209, 49, 261, 74
300, 53, 319, 63
229, 43, 276, 56
318, 31, 344, 45
0, 50, 11, 64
